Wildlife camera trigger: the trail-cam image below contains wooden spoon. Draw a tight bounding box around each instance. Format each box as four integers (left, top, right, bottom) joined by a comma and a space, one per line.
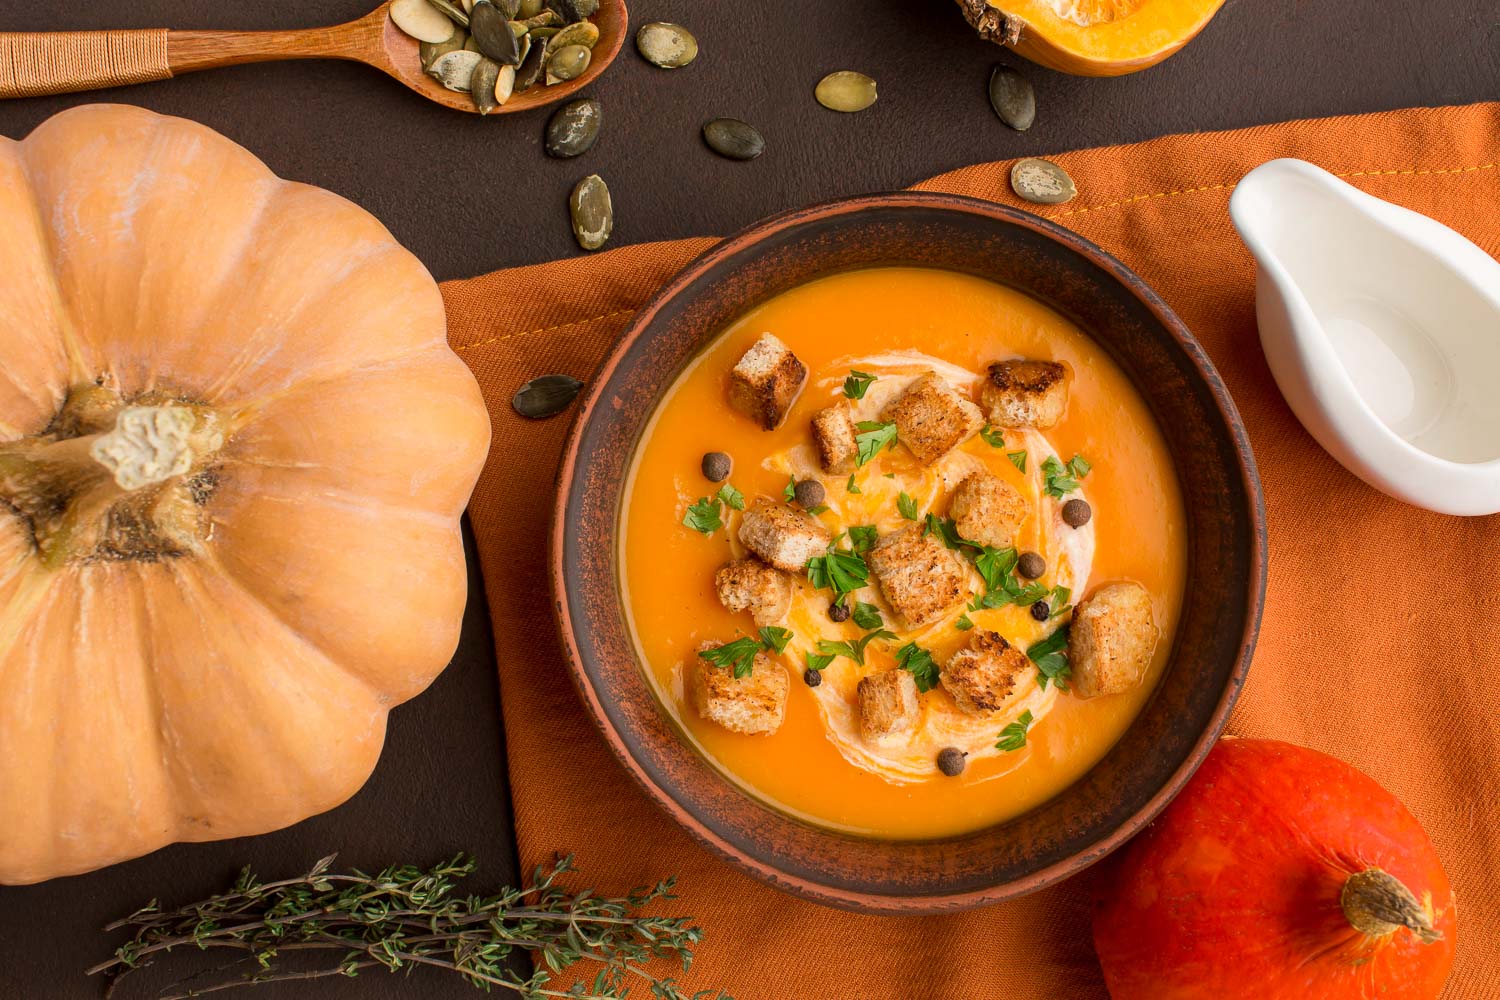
0, 0, 627, 114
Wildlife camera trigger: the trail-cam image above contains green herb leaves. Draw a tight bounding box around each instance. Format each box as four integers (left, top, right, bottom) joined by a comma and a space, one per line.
979, 424, 1006, 448
922, 513, 971, 550
1042, 454, 1092, 499
955, 612, 974, 631
1007, 450, 1028, 473
782, 476, 797, 502
805, 652, 835, 673
843, 370, 877, 400
897, 491, 919, 521
816, 629, 896, 666
854, 420, 898, 466
995, 709, 1035, 752
681, 496, 723, 534
1027, 625, 1071, 690
716, 482, 745, 511
699, 627, 795, 678
806, 547, 869, 597
846, 473, 861, 494
851, 601, 884, 629
895, 641, 939, 692
847, 525, 879, 553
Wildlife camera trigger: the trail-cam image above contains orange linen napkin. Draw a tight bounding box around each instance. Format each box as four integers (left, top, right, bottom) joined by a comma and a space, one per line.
444, 102, 1500, 999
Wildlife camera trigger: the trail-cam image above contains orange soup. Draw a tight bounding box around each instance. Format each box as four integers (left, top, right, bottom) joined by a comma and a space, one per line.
621, 267, 1186, 839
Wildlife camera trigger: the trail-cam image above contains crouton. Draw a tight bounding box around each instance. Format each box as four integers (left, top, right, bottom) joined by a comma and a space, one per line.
738, 498, 830, 573
1068, 582, 1159, 698
948, 470, 1029, 550
714, 558, 793, 626
981, 359, 1068, 429
727, 333, 807, 430
811, 402, 858, 474
867, 525, 965, 627
857, 669, 921, 741
940, 630, 1031, 714
689, 643, 789, 735
879, 372, 985, 465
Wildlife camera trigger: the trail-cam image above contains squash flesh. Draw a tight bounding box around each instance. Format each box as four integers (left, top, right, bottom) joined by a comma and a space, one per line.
978, 0, 1226, 75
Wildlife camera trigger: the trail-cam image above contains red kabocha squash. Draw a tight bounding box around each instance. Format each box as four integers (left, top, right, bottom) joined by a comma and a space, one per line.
1093, 738, 1456, 1000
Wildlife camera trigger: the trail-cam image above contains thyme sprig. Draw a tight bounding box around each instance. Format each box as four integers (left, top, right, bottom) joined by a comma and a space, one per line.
89, 853, 729, 1000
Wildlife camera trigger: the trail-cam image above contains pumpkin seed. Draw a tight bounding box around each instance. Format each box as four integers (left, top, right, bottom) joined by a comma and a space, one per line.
420, 28, 468, 68
522, 10, 561, 28
391, 0, 456, 43
702, 118, 764, 161
815, 71, 877, 112
492, 0, 520, 17
426, 48, 483, 91
549, 20, 599, 50
528, 25, 561, 40
425, 0, 471, 27
1010, 158, 1076, 205
515, 31, 531, 64
464, 34, 482, 52
513, 374, 584, 419
636, 22, 698, 69
545, 44, 591, 84
517, 0, 544, 16
494, 63, 516, 105
471, 57, 501, 113
989, 65, 1035, 131
545, 98, 602, 157
470, 1, 522, 65
569, 174, 612, 251
547, 0, 597, 24
515, 36, 548, 90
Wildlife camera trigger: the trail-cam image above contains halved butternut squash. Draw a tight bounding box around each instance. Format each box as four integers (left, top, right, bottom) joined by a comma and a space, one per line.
957, 0, 1226, 76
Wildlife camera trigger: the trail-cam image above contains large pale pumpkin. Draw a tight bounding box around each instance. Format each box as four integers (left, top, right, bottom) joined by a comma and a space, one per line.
0, 105, 490, 884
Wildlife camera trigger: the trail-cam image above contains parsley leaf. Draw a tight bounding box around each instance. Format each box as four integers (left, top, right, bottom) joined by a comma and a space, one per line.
716, 482, 745, 511
1068, 454, 1092, 478
805, 504, 830, 516
1028, 625, 1071, 690
847, 525, 879, 554
974, 546, 1019, 591
854, 420, 899, 466
843, 370, 877, 400
1007, 450, 1028, 473
922, 514, 973, 550
995, 709, 1035, 752
955, 612, 974, 631
846, 473, 861, 495
883, 472, 896, 479
897, 491, 919, 521
782, 476, 797, 502
1048, 585, 1072, 618
681, 496, 723, 534
806, 548, 870, 596
816, 629, 897, 666
979, 424, 1006, 448
698, 637, 760, 678
806, 652, 835, 673
895, 641, 940, 692
758, 626, 793, 654
1042, 454, 1091, 499
851, 601, 884, 629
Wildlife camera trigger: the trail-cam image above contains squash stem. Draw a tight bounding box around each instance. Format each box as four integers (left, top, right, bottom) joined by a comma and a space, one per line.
1340, 867, 1442, 944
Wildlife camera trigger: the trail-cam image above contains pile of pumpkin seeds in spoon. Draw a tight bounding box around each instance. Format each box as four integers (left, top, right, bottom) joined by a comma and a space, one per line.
390, 0, 603, 113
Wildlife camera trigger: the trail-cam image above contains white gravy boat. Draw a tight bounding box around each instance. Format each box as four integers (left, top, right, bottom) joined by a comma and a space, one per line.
1230, 158, 1500, 516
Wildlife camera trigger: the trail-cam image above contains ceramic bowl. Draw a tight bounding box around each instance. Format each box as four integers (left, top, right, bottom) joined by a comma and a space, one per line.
551, 192, 1266, 913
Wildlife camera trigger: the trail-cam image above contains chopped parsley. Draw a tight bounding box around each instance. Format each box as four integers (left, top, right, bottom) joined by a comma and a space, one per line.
681, 496, 723, 534
1027, 625, 1071, 690
699, 628, 797, 678
851, 601, 885, 629
716, 482, 745, 511
883, 472, 896, 479
995, 709, 1035, 752
782, 476, 797, 502
969, 545, 1051, 608
805, 652, 835, 673
922, 514, 973, 550
805, 547, 869, 597
805, 504, 830, 516
854, 420, 899, 466
895, 641, 940, 692
1007, 450, 1028, 473
897, 491, 919, 521
758, 626, 793, 654
846, 473, 861, 494
1042, 454, 1092, 498
843, 370, 878, 400
847, 524, 879, 554
955, 612, 974, 631
973, 546, 1018, 591
979, 424, 1006, 448
816, 628, 896, 666
1048, 585, 1072, 618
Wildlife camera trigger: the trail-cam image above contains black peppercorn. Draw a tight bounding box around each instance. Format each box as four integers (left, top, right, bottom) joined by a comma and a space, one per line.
793, 478, 826, 509
828, 600, 851, 623
1017, 551, 1046, 579
1030, 600, 1051, 622
700, 451, 732, 482
936, 747, 967, 777
803, 668, 822, 688
1062, 498, 1092, 527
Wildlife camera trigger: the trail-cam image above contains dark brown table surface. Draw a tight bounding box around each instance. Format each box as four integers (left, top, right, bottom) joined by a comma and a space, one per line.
0, 1, 1495, 997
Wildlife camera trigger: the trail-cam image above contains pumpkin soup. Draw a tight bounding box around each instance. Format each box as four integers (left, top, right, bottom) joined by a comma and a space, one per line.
620, 267, 1186, 839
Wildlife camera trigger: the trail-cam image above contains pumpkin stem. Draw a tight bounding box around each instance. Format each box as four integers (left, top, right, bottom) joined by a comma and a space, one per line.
955, 0, 1025, 46
1341, 868, 1442, 945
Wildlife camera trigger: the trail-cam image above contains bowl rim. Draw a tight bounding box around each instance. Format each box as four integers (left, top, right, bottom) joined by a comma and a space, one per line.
549, 190, 1267, 912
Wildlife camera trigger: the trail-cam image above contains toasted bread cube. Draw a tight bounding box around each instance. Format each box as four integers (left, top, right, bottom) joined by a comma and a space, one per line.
727, 333, 807, 430
857, 669, 921, 741
940, 630, 1030, 714
811, 402, 858, 474
981, 359, 1068, 429
714, 558, 793, 626
879, 372, 985, 465
689, 643, 788, 735
948, 470, 1029, 550
738, 498, 830, 573
868, 525, 965, 628
1069, 582, 1159, 698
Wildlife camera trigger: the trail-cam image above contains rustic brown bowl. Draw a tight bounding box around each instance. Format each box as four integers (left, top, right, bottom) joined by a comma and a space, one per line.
551, 192, 1266, 914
